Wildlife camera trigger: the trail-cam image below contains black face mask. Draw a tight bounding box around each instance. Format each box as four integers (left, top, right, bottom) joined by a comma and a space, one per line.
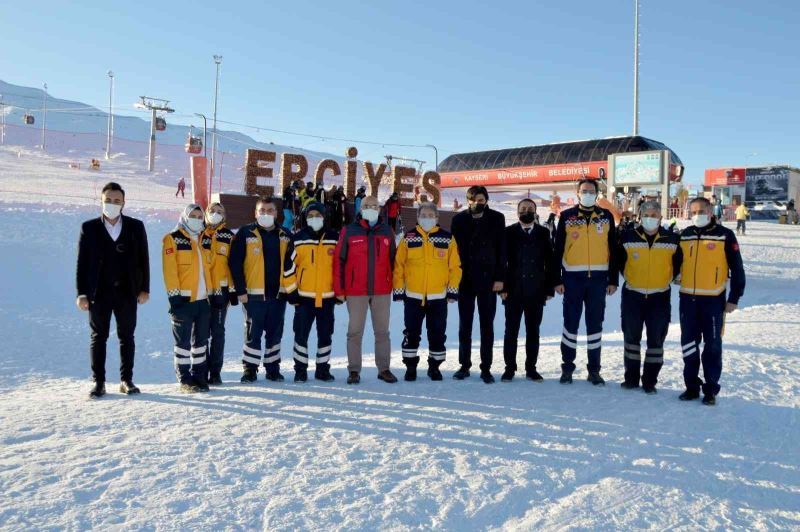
519, 212, 535, 224
470, 203, 486, 214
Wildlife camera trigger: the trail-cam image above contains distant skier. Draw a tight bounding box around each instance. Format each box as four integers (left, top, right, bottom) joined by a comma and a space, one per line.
175, 177, 186, 198
678, 197, 745, 406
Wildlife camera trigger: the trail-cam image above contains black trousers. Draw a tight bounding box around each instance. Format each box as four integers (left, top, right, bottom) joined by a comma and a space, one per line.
208, 303, 228, 377
402, 298, 448, 366
89, 287, 137, 383
458, 284, 497, 372
503, 295, 544, 373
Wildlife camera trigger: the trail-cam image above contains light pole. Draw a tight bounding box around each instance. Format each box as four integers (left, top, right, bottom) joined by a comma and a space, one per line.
106, 70, 114, 159
211, 55, 222, 181
633, 0, 640, 136
425, 144, 438, 170
41, 83, 48, 151
194, 113, 208, 158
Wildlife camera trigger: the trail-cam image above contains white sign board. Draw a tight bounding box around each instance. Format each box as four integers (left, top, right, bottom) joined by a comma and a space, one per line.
609, 150, 666, 187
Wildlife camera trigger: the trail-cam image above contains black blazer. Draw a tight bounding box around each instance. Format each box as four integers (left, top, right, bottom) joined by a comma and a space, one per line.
503, 222, 556, 302
450, 207, 507, 291
76, 215, 150, 300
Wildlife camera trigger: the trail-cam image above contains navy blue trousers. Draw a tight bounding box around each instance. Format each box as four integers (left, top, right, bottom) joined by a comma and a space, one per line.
292, 298, 335, 370
621, 288, 671, 387
560, 273, 608, 373
171, 300, 210, 385
402, 298, 448, 366
207, 302, 228, 377
680, 293, 725, 396
242, 298, 287, 371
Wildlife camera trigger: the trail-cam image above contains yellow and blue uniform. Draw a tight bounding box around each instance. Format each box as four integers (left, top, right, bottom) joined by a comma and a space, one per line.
393, 225, 461, 368
201, 223, 235, 380
678, 221, 745, 397
617, 225, 682, 388
228, 223, 297, 373
553, 205, 619, 375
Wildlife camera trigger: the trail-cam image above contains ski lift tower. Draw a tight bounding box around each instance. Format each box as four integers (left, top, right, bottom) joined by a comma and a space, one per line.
135, 96, 174, 172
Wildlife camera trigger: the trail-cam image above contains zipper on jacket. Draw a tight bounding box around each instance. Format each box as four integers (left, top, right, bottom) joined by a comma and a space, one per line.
586, 217, 592, 278
692, 232, 701, 296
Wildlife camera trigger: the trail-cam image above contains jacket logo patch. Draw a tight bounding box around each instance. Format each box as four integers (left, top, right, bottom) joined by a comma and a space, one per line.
166, 248, 174, 255
327, 248, 335, 256
571, 232, 580, 240
219, 245, 227, 254
706, 243, 716, 250
632, 252, 639, 260
732, 243, 739, 251
253, 248, 261, 254
596, 224, 604, 234
438, 250, 446, 258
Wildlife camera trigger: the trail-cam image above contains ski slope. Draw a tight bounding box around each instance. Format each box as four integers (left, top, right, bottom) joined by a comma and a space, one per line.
0, 151, 798, 530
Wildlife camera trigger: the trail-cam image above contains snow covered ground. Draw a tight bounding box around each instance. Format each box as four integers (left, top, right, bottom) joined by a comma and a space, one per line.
0, 150, 799, 530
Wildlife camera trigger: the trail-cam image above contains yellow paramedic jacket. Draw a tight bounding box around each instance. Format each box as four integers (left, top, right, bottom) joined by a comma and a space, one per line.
553, 205, 619, 285
228, 223, 297, 299
393, 225, 462, 303
617, 226, 682, 295
679, 221, 746, 303
162, 227, 213, 303
201, 224, 235, 298
291, 226, 339, 307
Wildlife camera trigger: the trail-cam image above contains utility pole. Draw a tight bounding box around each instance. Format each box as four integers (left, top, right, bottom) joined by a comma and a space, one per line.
425, 144, 438, 170
106, 71, 114, 159
633, 0, 640, 136
135, 96, 174, 172
41, 83, 48, 151
211, 55, 222, 182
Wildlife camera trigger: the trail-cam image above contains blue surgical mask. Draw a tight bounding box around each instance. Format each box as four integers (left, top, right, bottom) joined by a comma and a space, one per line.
419, 218, 436, 232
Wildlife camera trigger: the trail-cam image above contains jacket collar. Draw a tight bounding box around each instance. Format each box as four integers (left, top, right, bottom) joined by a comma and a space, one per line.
415, 224, 439, 236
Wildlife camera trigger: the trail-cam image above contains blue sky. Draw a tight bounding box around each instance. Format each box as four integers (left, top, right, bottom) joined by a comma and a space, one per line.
1, 0, 797, 184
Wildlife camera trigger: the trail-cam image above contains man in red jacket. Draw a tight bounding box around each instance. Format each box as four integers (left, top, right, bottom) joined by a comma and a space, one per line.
334, 195, 398, 384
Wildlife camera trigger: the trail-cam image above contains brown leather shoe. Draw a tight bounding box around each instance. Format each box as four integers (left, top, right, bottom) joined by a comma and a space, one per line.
377, 370, 398, 383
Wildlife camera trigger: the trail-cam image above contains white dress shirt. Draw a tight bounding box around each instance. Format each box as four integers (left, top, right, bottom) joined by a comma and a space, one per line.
104, 216, 122, 242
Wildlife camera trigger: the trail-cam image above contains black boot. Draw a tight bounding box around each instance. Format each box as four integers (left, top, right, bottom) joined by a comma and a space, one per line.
587, 369, 605, 386
480, 371, 495, 384
702, 394, 716, 406
501, 369, 515, 382
193, 377, 210, 392
294, 367, 308, 382
347, 371, 360, 385
265, 364, 285, 382
314, 363, 335, 382
404, 360, 418, 382
240, 366, 257, 383
208, 373, 223, 386
559, 369, 573, 384
526, 369, 544, 382
426, 358, 443, 381
679, 389, 700, 401
119, 380, 140, 395
620, 381, 639, 390
89, 382, 106, 399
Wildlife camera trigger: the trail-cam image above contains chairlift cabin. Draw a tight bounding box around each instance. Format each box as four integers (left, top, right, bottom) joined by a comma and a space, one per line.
185, 128, 203, 154
23, 114, 35, 125
155, 117, 167, 131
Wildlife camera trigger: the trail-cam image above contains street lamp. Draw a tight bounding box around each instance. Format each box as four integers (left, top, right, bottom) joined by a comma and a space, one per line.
106, 70, 114, 159
41, 83, 48, 151
211, 55, 222, 181
425, 144, 438, 170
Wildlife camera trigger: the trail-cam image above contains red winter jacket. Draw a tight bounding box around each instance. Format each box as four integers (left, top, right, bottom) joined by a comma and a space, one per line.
334, 218, 396, 297
385, 198, 400, 218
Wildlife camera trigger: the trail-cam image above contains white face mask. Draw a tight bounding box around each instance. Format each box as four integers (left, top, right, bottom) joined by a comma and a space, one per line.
307, 217, 324, 232
579, 193, 597, 208
361, 208, 379, 224
692, 214, 710, 228
419, 218, 436, 232
257, 214, 275, 228
207, 212, 224, 226
185, 218, 205, 234
641, 217, 661, 232
103, 203, 122, 219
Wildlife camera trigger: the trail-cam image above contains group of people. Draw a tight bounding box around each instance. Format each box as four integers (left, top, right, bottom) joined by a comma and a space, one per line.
76, 179, 745, 407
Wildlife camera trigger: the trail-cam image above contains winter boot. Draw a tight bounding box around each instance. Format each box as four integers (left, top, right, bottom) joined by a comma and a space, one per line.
679, 389, 700, 401
314, 363, 335, 382
620, 381, 639, 390
587, 370, 605, 386
119, 380, 140, 395
265, 363, 285, 382
559, 369, 573, 384
208, 373, 223, 386
347, 371, 360, 385
702, 394, 716, 406
480, 371, 495, 384
526, 370, 544, 382
426, 358, 443, 381
240, 366, 258, 383
643, 385, 657, 395
294, 367, 308, 383
89, 382, 106, 399
404, 362, 418, 382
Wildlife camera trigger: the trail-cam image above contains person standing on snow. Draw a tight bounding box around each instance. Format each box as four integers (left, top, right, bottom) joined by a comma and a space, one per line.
735, 202, 749, 236
678, 197, 745, 406
392, 202, 462, 382
334, 195, 398, 385
287, 202, 338, 383
499, 199, 556, 383
76, 182, 150, 398
175, 177, 186, 198
450, 185, 507, 384
228, 197, 297, 383
553, 178, 619, 386
162, 204, 213, 393
616, 201, 682, 394
200, 202, 236, 385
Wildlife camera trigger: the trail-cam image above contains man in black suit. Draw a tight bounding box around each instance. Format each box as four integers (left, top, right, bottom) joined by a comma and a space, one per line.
499, 199, 556, 382
450, 185, 507, 383
76, 182, 150, 398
